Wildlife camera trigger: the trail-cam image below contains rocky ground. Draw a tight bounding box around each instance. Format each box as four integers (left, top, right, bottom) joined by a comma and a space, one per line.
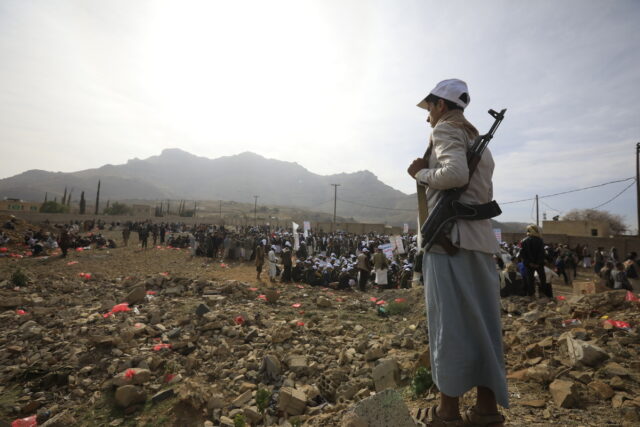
1, 228, 639, 426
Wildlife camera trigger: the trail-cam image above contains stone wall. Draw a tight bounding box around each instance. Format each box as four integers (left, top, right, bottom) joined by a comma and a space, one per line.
10, 212, 405, 235
542, 220, 610, 237
502, 232, 640, 255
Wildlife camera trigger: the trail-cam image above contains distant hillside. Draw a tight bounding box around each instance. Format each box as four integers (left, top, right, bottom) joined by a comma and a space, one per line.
0, 149, 418, 225
0, 148, 524, 230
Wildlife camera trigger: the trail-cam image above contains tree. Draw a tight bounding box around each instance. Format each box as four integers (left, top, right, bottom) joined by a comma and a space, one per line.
562, 209, 627, 235
95, 180, 101, 215
103, 202, 132, 216
40, 201, 69, 213
79, 191, 86, 214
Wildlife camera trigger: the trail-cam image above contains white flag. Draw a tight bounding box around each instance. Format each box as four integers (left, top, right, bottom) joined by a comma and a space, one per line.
292, 222, 300, 250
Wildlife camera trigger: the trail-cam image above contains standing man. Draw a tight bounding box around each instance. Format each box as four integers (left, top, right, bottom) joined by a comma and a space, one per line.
267, 244, 278, 283
59, 226, 71, 258
582, 244, 591, 269
407, 79, 507, 425
255, 240, 266, 281
356, 248, 371, 291
372, 246, 389, 288
520, 225, 551, 297
281, 241, 293, 283
122, 226, 131, 247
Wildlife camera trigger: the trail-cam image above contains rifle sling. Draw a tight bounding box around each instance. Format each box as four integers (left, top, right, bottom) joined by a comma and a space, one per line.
452, 200, 502, 220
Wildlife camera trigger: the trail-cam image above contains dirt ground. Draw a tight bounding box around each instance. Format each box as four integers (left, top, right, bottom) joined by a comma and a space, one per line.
1, 228, 639, 427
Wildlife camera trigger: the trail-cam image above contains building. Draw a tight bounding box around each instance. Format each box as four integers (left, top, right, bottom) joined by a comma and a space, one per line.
0, 199, 41, 213
131, 204, 152, 216
542, 220, 610, 237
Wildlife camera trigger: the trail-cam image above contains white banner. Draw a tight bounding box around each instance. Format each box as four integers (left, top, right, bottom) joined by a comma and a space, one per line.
379, 243, 394, 260
303, 221, 310, 238
403, 223, 409, 234
393, 235, 405, 254
292, 222, 300, 250
493, 228, 502, 243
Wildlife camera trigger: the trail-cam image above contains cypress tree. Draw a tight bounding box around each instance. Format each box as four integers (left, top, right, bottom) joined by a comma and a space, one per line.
95, 180, 101, 215
79, 191, 86, 214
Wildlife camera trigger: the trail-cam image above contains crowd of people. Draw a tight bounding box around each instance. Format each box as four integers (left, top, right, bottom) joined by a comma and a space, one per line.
4, 216, 639, 296
495, 225, 638, 298
3, 217, 419, 292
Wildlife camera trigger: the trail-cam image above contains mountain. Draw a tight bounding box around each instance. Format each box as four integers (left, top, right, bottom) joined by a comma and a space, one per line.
0, 149, 420, 225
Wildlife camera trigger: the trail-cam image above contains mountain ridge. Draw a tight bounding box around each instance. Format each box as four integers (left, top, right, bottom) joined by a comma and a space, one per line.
0, 149, 527, 231
0, 149, 418, 225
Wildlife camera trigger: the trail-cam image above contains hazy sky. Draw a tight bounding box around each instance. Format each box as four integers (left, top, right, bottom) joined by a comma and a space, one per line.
1, 1, 639, 229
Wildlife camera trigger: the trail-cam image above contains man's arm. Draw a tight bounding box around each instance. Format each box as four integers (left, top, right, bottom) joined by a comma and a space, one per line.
414, 124, 469, 190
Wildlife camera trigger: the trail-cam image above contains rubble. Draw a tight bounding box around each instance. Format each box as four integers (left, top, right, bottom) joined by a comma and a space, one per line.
0, 231, 639, 426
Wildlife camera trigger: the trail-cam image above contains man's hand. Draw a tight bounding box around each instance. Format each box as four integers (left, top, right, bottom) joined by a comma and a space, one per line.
407, 158, 428, 178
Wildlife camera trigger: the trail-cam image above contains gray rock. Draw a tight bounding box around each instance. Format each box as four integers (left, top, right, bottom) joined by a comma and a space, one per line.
195, 303, 211, 316
522, 309, 541, 322
231, 390, 253, 407
167, 328, 182, 339
40, 411, 77, 427
602, 362, 631, 377
372, 358, 400, 392
115, 385, 146, 408
561, 336, 609, 367
262, 354, 282, 381
125, 286, 146, 305
208, 393, 225, 410
350, 389, 417, 427
364, 346, 384, 362
549, 379, 578, 408
277, 387, 307, 416
151, 388, 175, 404
287, 355, 308, 375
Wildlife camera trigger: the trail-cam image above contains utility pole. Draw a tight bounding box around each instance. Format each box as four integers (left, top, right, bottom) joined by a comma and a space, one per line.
535, 194, 539, 227
636, 143, 640, 236
254, 195, 259, 226
331, 184, 340, 231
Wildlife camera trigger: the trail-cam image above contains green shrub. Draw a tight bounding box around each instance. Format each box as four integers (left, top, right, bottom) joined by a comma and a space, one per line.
386, 301, 410, 316
256, 388, 271, 415
411, 367, 433, 397
11, 268, 28, 287
39, 201, 69, 213
103, 202, 132, 215
233, 413, 246, 427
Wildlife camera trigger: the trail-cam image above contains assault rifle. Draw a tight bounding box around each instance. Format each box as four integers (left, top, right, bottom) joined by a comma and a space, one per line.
420, 108, 506, 255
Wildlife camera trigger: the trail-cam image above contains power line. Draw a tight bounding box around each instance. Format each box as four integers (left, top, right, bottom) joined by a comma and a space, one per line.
500, 176, 635, 205
541, 201, 562, 213
590, 179, 636, 209
329, 176, 636, 214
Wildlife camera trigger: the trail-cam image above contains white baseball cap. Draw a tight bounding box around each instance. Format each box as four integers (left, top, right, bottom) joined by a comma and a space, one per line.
417, 79, 470, 110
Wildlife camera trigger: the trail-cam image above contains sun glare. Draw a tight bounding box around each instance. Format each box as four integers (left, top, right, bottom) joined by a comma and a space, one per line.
139, 1, 354, 151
